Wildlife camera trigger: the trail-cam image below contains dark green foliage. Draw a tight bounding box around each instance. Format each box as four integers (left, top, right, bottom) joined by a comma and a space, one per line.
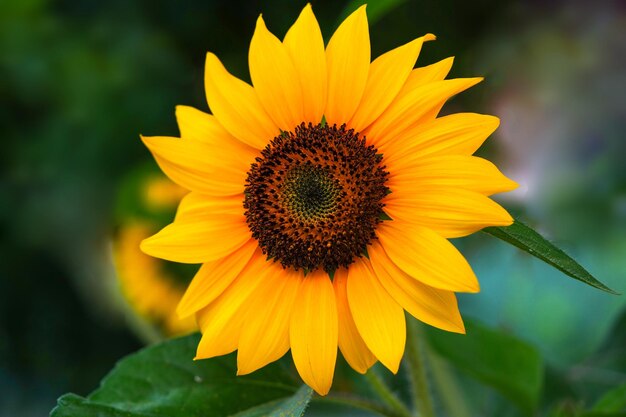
51, 334, 312, 417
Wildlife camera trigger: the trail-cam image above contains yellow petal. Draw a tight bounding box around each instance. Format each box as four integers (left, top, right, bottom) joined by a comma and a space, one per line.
383, 113, 501, 164
369, 241, 465, 333
347, 258, 405, 373
141, 134, 254, 196
204, 52, 279, 149
333, 268, 376, 373
175, 105, 256, 151
377, 222, 479, 292
375, 56, 454, 134
195, 250, 268, 359
325, 5, 370, 125
174, 192, 243, 221
141, 196, 252, 263
290, 270, 338, 396
365, 78, 483, 150
348, 34, 435, 132
388, 154, 518, 196
386, 188, 513, 238
249, 15, 304, 131
177, 239, 257, 318
403, 57, 454, 89
283, 4, 326, 124
237, 267, 301, 375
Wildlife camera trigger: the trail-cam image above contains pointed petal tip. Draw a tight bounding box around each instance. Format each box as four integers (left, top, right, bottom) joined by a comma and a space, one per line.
306, 376, 332, 396
139, 134, 167, 149
193, 344, 206, 361
456, 320, 467, 334
502, 210, 515, 225
380, 354, 402, 374
204, 52, 221, 74
344, 3, 367, 20
352, 366, 368, 375
139, 236, 154, 256
293, 3, 316, 25
255, 13, 265, 27
424, 33, 437, 42
174, 104, 196, 120
236, 367, 249, 376
464, 280, 481, 293
175, 299, 194, 320
444, 320, 467, 334
441, 56, 455, 69
506, 179, 520, 192
205, 52, 225, 73
427, 317, 466, 334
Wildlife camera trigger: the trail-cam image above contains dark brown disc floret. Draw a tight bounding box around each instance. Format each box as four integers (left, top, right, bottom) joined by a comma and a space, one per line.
244, 123, 389, 274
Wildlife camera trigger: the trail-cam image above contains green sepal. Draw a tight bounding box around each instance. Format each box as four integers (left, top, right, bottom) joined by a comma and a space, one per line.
379, 211, 393, 221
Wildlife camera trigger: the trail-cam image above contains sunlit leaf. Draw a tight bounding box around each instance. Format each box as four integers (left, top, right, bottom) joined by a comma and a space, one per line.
50, 333, 312, 417
484, 220, 617, 294
426, 319, 543, 411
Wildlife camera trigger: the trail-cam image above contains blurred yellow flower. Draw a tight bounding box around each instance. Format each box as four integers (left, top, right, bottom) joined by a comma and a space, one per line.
140, 4, 517, 395
114, 176, 195, 336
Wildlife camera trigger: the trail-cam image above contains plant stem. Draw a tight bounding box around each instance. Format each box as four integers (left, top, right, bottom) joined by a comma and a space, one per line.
364, 369, 413, 417
406, 319, 435, 417
427, 351, 472, 417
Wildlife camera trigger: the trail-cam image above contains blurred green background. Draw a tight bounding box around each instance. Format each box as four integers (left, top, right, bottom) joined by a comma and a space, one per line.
1, 0, 624, 416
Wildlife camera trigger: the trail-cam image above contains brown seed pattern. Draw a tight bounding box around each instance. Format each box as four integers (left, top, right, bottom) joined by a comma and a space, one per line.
244, 123, 389, 274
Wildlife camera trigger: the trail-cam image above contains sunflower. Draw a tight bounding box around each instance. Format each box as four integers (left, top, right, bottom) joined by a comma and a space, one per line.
140, 4, 517, 395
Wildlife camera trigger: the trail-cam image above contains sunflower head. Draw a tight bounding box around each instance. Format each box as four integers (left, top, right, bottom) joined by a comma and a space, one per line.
140, 3, 517, 395
244, 122, 389, 274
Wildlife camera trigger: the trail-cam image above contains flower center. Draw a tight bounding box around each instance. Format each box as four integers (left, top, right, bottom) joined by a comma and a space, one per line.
244, 123, 389, 274
282, 164, 341, 221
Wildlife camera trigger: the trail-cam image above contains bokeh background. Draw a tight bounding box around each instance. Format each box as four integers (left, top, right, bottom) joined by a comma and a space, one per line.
1, 0, 624, 416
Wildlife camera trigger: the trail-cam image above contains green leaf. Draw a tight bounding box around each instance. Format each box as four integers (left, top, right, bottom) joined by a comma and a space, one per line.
589, 383, 626, 413
426, 319, 543, 411
269, 385, 313, 417
50, 333, 312, 417
229, 386, 313, 417
339, 0, 408, 26
483, 220, 617, 294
